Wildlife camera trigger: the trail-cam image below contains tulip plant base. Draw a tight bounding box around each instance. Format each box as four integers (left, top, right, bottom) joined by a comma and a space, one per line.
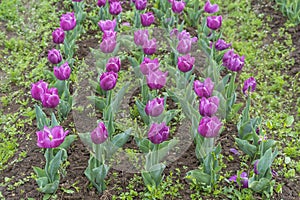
0, 0, 300, 199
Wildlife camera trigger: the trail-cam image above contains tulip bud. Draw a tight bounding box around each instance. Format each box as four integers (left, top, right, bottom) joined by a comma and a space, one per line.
171, 0, 185, 13
109, 1, 122, 15
145, 97, 164, 117
140, 57, 159, 75
254, 160, 259, 175
204, 0, 219, 13
215, 39, 231, 51
148, 122, 169, 144
41, 88, 60, 108
177, 54, 195, 72
106, 57, 121, 73
134, 29, 149, 46
143, 38, 157, 55
48, 49, 62, 64
36, 126, 69, 148
140, 12, 155, 27
31, 80, 49, 101
135, 0, 147, 10
52, 28, 65, 44
193, 77, 214, 98
60, 12, 76, 31
98, 19, 117, 32
146, 69, 168, 90
54, 62, 71, 80
97, 0, 106, 7
242, 77, 256, 96
91, 122, 108, 144
199, 96, 219, 117
100, 71, 118, 91
100, 37, 117, 53
198, 116, 222, 138
206, 15, 222, 30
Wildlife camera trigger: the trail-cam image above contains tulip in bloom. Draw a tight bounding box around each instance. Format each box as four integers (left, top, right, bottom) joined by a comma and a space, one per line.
194, 78, 214, 98
97, 0, 106, 7
36, 126, 69, 148
171, 0, 186, 14
60, 12, 76, 31
143, 38, 157, 55
229, 172, 249, 188
98, 19, 117, 32
41, 88, 60, 108
108, 0, 119, 3
198, 116, 222, 138
109, 1, 122, 15
222, 49, 245, 72
242, 77, 256, 95
177, 54, 195, 72
199, 96, 219, 117
100, 71, 118, 91
140, 57, 159, 75
54, 62, 71, 80
134, 29, 149, 46
106, 57, 121, 73
214, 39, 231, 51
100, 37, 117, 53
103, 30, 117, 40
204, 0, 219, 13
52, 28, 65, 44
135, 0, 147, 10
91, 122, 108, 144
140, 12, 155, 27
31, 80, 49, 101
148, 122, 169, 144
146, 69, 168, 90
48, 49, 62, 64
206, 15, 222, 30
145, 97, 164, 117
177, 38, 192, 54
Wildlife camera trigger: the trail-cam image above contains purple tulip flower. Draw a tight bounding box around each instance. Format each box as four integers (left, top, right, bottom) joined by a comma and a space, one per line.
106, 57, 121, 73
134, 29, 149, 46
60, 12, 76, 31
143, 38, 157, 55
242, 77, 256, 95
148, 122, 169, 144
135, 0, 147, 10
73, 0, 82, 2
91, 122, 108, 144
98, 19, 117, 32
54, 62, 71, 80
41, 88, 60, 108
97, 0, 106, 7
198, 116, 222, 138
52, 28, 65, 44
171, 0, 185, 13
108, 0, 119, 3
140, 12, 155, 27
215, 39, 231, 51
100, 71, 118, 91
177, 38, 192, 54
100, 37, 117, 53
146, 69, 168, 90
140, 57, 160, 75
254, 160, 259, 175
31, 80, 49, 101
199, 96, 219, 117
145, 97, 164, 117
206, 15, 222, 30
48, 49, 62, 64
204, 0, 219, 13
193, 77, 214, 98
36, 126, 69, 148
222, 49, 245, 72
177, 54, 195, 72
103, 30, 117, 40
229, 172, 249, 188
109, 1, 122, 15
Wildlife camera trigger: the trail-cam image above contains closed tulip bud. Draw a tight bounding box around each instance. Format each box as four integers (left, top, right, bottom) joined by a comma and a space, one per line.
198, 116, 222, 138
204, 0, 219, 13
148, 122, 169, 144
31, 80, 49, 101
215, 39, 231, 51
97, 0, 106, 7
177, 54, 195, 72
36, 126, 69, 148
146, 69, 168, 90
254, 160, 259, 175
171, 0, 185, 13
140, 12, 155, 27
91, 122, 108, 144
100, 71, 118, 91
48, 49, 62, 64
135, 0, 147, 10
109, 1, 122, 15
52, 28, 65, 44
140, 57, 159, 75
145, 97, 164, 117
98, 19, 117, 32
199, 96, 219, 117
134, 29, 149, 46
103, 30, 117, 40
54, 62, 71, 80
106, 57, 121, 73
193, 77, 214, 98
143, 38, 157, 55
242, 77, 256, 95
41, 88, 60, 108
60, 12, 76, 31
177, 38, 192, 54
206, 15, 222, 30
100, 37, 117, 53
222, 49, 245, 72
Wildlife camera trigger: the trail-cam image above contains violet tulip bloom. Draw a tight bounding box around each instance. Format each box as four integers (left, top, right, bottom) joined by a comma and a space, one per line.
103, 30, 117, 40
54, 62, 71, 80
100, 71, 118, 91
98, 19, 117, 32
97, 0, 106, 7
229, 172, 249, 188
146, 69, 168, 90
135, 0, 147, 10
194, 78, 214, 98
100, 37, 117, 53
48, 49, 62, 64
60, 12, 76, 31
143, 38, 157, 55
198, 116, 222, 138
91, 122, 108, 144
134, 29, 149, 46
106, 57, 121, 73
31, 80, 49, 101
140, 57, 159, 75
242, 77, 256, 95
204, 0, 219, 13
206, 15, 222, 30
145, 97, 164, 117
215, 39, 231, 51
73, 0, 82, 2
109, 1, 122, 15
140, 12, 155, 27
177, 54, 195, 72
148, 122, 169, 144
177, 38, 192, 54
254, 160, 259, 175
41, 88, 60, 108
222, 49, 245, 72
52, 28, 65, 44
108, 0, 119, 3
36, 126, 69, 148
199, 96, 219, 117
171, 0, 185, 13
